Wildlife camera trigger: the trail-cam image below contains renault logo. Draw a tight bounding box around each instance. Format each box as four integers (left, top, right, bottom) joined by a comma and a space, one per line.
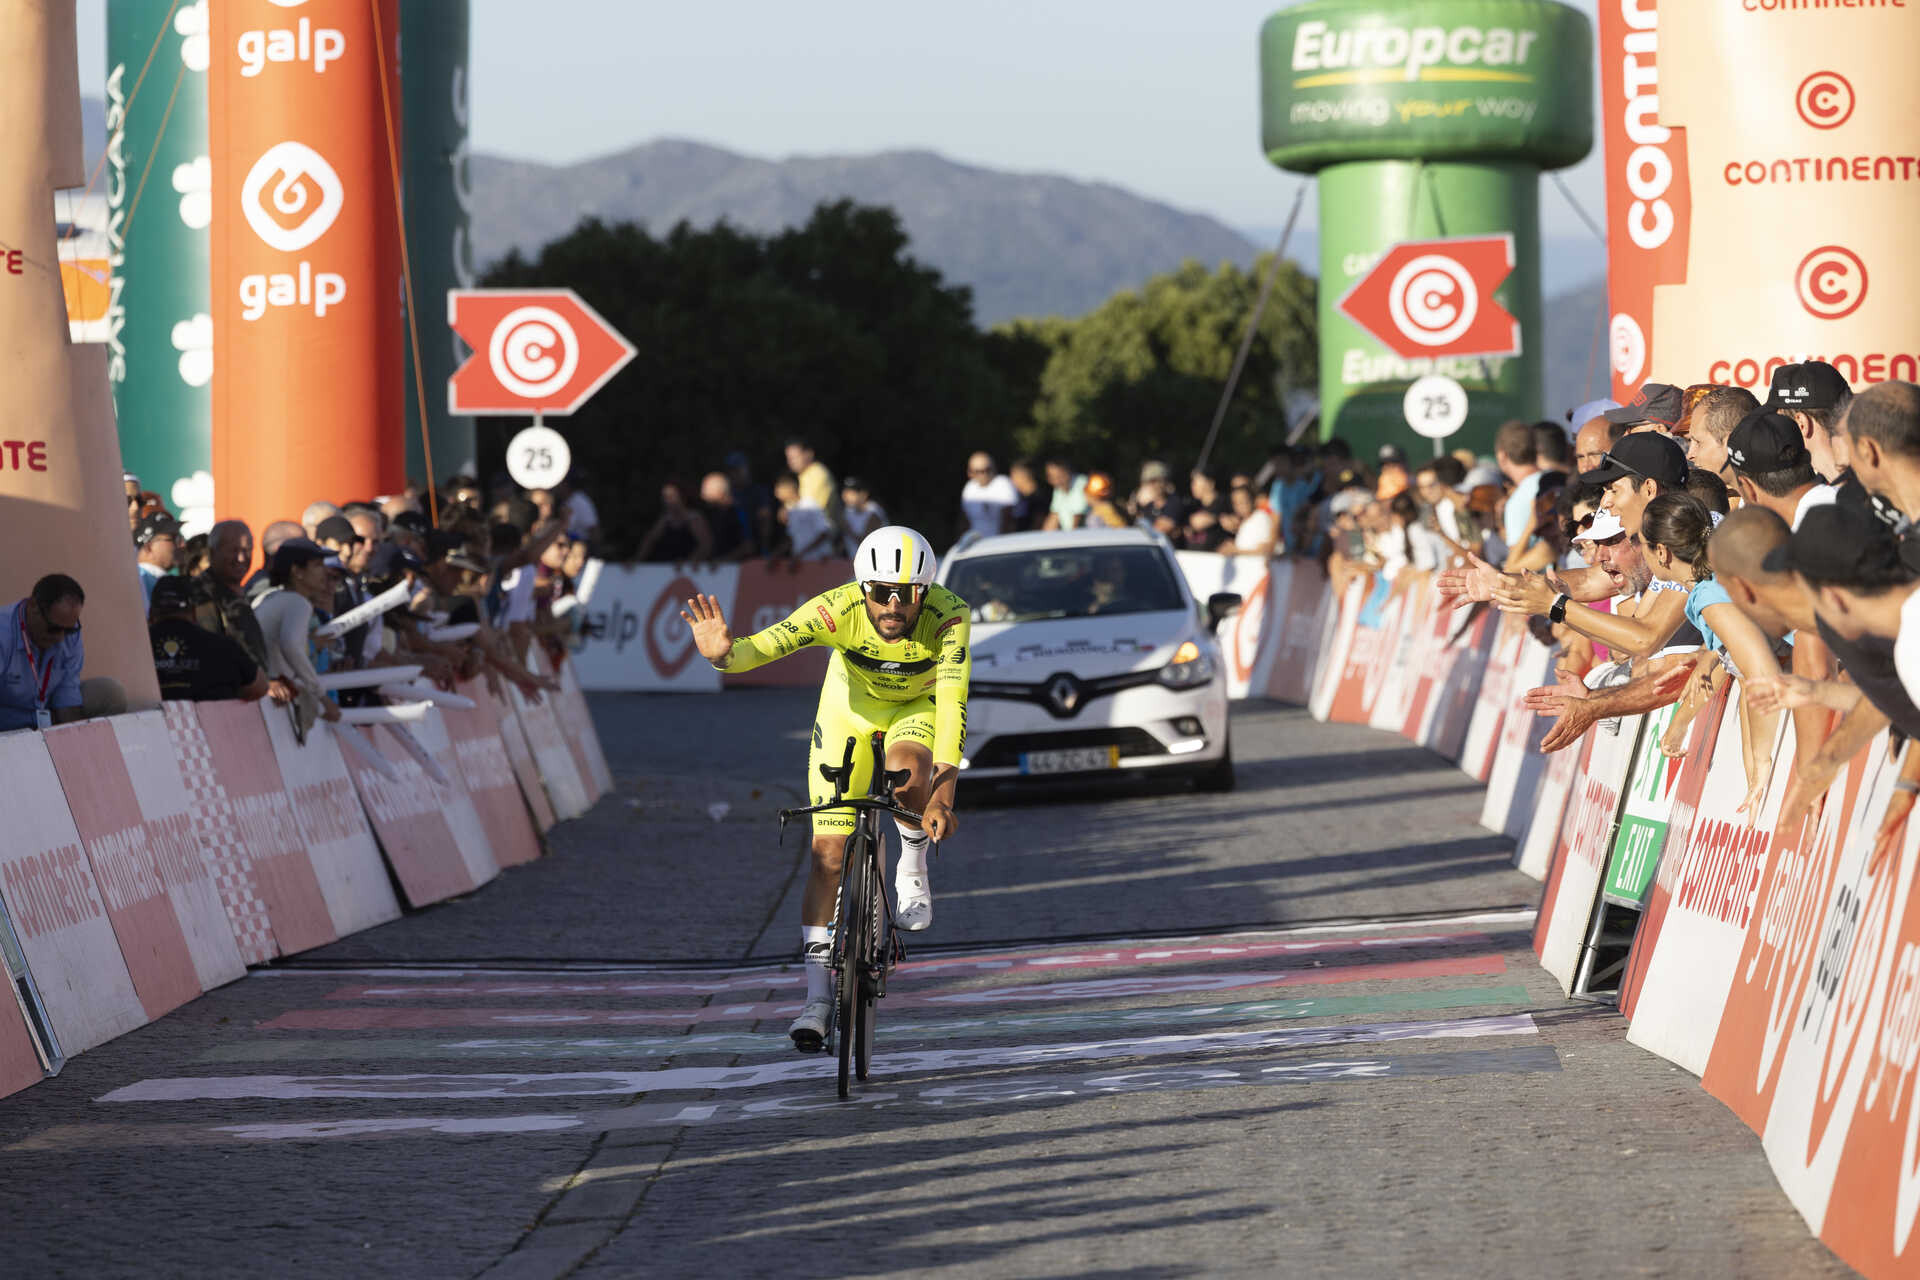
1046, 675, 1082, 716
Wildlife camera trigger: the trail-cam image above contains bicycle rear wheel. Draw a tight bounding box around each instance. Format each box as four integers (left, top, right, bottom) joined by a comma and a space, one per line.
835, 829, 870, 1100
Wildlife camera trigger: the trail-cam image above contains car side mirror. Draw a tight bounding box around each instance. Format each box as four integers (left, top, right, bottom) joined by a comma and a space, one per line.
1206, 592, 1242, 631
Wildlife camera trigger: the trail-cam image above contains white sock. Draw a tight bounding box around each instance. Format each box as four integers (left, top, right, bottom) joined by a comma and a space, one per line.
802, 925, 832, 1003
894, 819, 929, 882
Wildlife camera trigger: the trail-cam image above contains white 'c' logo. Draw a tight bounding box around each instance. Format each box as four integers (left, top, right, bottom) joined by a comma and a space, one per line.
240, 142, 343, 252
489, 306, 580, 399
1387, 254, 1478, 348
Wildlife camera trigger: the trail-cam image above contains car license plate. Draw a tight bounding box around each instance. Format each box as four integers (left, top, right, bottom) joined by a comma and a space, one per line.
1019, 746, 1120, 775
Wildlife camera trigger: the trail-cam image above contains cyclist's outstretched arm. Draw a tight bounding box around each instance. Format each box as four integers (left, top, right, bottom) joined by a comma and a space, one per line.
682, 591, 839, 672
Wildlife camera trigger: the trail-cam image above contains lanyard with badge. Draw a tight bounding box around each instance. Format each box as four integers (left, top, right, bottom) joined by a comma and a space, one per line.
19, 606, 54, 728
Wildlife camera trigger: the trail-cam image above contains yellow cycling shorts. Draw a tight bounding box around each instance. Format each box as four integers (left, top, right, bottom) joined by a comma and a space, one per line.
807, 679, 935, 836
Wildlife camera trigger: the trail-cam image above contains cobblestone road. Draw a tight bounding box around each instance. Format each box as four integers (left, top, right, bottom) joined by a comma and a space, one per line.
0, 694, 1852, 1278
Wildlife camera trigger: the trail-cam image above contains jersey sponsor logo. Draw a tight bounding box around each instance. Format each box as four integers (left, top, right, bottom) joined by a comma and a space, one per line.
816, 605, 836, 633
842, 650, 936, 677
936, 615, 964, 636
943, 645, 967, 666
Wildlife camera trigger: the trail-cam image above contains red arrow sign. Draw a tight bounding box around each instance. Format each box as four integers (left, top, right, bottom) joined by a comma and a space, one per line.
1336, 235, 1520, 361
448, 289, 637, 416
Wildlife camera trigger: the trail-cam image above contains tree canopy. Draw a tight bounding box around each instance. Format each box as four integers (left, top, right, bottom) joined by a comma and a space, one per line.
480, 202, 1316, 553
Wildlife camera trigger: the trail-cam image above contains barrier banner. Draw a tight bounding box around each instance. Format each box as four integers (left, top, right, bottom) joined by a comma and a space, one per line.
0, 731, 145, 1054
442, 684, 543, 868
1367, 580, 1430, 735
1419, 606, 1496, 763
1175, 552, 1277, 701
508, 673, 591, 822
1459, 622, 1525, 783
1325, 582, 1407, 726
1601, 701, 1683, 907
530, 647, 602, 810
1265, 559, 1333, 705
1819, 804, 1920, 1277
571, 564, 739, 692
724, 560, 853, 690
188, 702, 336, 957
163, 704, 274, 965
1750, 738, 1899, 1231
43, 720, 210, 1019
1702, 735, 1881, 1131
1515, 731, 1580, 882
103, 712, 248, 992
339, 724, 479, 908
1619, 692, 1752, 1058
396, 714, 503, 890
1535, 713, 1643, 993
487, 682, 557, 833
553, 659, 614, 799
1392, 585, 1455, 743
1479, 638, 1556, 839
1308, 577, 1367, 722
0, 977, 43, 1099
258, 710, 402, 936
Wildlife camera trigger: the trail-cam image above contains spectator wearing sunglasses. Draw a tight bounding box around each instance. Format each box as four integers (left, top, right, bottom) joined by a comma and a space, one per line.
0, 574, 86, 730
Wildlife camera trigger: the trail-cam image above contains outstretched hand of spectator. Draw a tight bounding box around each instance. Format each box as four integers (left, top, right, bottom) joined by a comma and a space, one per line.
1524, 676, 1588, 718
1493, 571, 1556, 618
681, 593, 736, 666
1435, 554, 1500, 611
1540, 699, 1599, 754
1745, 672, 1815, 715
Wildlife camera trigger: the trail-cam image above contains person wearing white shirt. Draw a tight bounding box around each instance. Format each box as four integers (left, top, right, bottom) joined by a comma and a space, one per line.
960, 452, 1018, 539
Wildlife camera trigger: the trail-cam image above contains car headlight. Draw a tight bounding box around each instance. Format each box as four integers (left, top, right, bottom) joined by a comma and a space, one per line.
1157, 640, 1215, 689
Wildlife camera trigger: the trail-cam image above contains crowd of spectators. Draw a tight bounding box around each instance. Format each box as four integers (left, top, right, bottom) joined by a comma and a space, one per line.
0, 469, 606, 732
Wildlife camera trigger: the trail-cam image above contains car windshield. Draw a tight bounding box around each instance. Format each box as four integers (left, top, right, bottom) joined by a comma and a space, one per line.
946, 546, 1187, 623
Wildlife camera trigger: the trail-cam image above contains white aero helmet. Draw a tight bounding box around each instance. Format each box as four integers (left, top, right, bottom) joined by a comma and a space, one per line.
855, 525, 937, 587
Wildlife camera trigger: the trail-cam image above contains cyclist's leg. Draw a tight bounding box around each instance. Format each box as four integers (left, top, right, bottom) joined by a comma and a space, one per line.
883, 698, 939, 930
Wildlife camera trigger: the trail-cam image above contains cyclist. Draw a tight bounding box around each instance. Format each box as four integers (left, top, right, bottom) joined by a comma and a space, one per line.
680, 525, 968, 1051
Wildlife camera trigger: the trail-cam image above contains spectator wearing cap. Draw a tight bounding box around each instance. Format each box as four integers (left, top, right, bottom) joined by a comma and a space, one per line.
1610, 381, 1686, 438
961, 452, 1018, 539
1131, 460, 1187, 536
0, 574, 86, 730
149, 575, 268, 702
1579, 429, 1690, 539
698, 472, 754, 563
252, 539, 344, 722
315, 514, 364, 573
1766, 360, 1853, 483
1043, 458, 1090, 531
134, 512, 181, 606
840, 476, 889, 553
1493, 419, 1541, 560
1684, 386, 1762, 485
1725, 409, 1835, 530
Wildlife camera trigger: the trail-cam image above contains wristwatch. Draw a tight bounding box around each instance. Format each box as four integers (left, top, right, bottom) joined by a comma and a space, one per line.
1549, 593, 1570, 624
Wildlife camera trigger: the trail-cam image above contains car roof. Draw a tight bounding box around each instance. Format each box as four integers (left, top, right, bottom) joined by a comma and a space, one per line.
946, 527, 1161, 559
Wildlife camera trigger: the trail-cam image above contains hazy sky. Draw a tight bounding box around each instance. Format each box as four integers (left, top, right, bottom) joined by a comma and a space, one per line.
74, 0, 1608, 239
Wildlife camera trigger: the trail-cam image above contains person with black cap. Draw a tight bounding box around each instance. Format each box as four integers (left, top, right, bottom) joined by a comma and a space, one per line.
251, 538, 345, 723
134, 512, 180, 607
1766, 360, 1853, 483
1609, 381, 1686, 438
1725, 408, 1835, 530
1578, 427, 1690, 539
1756, 501, 1920, 853
149, 575, 269, 702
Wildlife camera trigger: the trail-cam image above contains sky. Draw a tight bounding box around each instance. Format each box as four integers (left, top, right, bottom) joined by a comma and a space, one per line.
73, 0, 1608, 241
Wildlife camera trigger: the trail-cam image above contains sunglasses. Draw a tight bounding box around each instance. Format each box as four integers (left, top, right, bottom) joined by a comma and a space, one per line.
862, 581, 926, 606
1563, 511, 1596, 539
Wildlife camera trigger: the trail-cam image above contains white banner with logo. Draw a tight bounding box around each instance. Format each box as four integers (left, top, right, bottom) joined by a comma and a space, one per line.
571, 564, 739, 692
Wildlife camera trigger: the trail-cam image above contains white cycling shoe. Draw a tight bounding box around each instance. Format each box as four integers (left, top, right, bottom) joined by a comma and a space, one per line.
789, 999, 833, 1053
896, 875, 933, 933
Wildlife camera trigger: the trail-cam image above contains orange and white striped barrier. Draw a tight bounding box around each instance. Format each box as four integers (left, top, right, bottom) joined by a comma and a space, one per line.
339, 721, 488, 909
440, 687, 543, 869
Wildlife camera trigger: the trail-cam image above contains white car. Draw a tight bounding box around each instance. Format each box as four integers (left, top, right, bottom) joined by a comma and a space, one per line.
939, 527, 1235, 790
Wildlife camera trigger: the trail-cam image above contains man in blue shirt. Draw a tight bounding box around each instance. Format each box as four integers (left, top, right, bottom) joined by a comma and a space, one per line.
0, 574, 86, 731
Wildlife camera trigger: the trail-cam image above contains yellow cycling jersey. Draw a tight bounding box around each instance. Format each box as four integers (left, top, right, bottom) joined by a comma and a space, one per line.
720, 581, 972, 765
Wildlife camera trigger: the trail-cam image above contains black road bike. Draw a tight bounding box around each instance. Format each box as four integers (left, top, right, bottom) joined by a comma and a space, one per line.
780, 732, 927, 1098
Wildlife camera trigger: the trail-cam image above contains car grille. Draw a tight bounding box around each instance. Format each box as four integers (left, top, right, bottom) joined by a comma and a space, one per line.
969, 668, 1161, 719
970, 727, 1165, 769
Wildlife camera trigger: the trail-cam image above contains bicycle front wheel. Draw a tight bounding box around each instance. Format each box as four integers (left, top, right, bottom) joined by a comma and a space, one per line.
835, 829, 870, 1100
853, 826, 884, 1081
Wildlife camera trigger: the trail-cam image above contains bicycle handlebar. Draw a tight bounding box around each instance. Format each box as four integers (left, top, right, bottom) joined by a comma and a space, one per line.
779, 797, 924, 826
